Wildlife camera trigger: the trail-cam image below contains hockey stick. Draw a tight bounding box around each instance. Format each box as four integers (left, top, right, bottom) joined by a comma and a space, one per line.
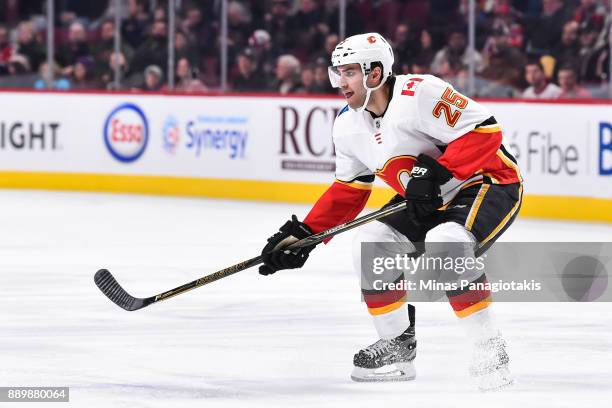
94, 199, 407, 311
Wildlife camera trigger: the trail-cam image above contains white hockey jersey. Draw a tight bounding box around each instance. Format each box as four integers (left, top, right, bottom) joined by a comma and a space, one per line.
303, 74, 521, 234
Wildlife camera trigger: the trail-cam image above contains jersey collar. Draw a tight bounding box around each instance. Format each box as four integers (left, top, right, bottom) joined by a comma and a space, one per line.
366, 75, 396, 119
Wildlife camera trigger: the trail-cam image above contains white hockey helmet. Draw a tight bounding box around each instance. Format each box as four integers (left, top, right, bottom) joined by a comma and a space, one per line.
328, 32, 394, 112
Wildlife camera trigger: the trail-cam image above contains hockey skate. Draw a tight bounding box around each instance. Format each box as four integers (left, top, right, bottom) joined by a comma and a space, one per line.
469, 335, 514, 391
351, 326, 417, 382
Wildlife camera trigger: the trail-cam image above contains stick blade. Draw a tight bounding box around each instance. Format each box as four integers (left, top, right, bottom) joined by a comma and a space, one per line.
94, 269, 148, 311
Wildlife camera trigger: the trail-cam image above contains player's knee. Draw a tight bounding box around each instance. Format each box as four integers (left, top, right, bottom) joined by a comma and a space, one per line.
352, 222, 389, 271
352, 222, 414, 277
425, 222, 475, 244
353, 222, 399, 249
425, 222, 478, 276
425, 222, 476, 257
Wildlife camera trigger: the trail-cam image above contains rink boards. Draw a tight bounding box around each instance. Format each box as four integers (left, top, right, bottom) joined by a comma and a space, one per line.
0, 90, 610, 222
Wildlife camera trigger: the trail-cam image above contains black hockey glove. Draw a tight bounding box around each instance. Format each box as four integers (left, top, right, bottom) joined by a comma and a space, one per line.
259, 215, 315, 276
404, 154, 453, 220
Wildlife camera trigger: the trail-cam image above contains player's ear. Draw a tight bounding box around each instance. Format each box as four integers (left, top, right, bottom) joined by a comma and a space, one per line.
368, 66, 382, 87
374, 66, 381, 81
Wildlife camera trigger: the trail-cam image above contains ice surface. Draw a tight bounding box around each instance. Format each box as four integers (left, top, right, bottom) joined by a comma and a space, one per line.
1, 190, 611, 408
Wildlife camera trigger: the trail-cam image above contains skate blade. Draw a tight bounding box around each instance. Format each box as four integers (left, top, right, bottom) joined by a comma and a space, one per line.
351, 362, 416, 382
474, 365, 514, 392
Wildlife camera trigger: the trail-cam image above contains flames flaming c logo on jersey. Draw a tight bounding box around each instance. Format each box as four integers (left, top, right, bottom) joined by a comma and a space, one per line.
375, 155, 418, 194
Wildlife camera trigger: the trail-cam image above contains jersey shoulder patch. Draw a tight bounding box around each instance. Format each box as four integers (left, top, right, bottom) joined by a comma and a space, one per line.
399, 77, 424, 96
396, 74, 439, 97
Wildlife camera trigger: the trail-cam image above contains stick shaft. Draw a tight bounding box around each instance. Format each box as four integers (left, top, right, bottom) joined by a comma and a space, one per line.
153, 200, 406, 303
154, 256, 262, 302
96, 200, 407, 310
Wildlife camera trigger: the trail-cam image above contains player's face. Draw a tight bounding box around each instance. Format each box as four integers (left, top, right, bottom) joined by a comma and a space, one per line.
336, 64, 366, 109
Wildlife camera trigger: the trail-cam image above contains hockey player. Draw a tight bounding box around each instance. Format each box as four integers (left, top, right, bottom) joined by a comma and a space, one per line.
258, 33, 521, 390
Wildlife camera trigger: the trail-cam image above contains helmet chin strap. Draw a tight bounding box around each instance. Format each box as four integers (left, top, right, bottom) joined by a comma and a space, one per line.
351, 72, 388, 113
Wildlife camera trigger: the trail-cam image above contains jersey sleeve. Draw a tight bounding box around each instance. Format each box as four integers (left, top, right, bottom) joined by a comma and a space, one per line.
303, 175, 373, 239
303, 111, 373, 240
415, 77, 503, 180
334, 137, 372, 182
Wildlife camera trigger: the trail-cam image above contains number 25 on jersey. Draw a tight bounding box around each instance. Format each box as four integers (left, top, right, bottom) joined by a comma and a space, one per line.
432, 88, 468, 128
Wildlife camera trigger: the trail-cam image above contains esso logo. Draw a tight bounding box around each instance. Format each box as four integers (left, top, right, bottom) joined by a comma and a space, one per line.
104, 103, 149, 162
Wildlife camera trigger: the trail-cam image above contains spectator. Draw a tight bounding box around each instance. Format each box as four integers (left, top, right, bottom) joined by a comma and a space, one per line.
100, 51, 130, 89
122, 0, 150, 49
293, 0, 329, 60
436, 54, 468, 91
480, 26, 525, 90
577, 20, 608, 84
181, 5, 217, 58
248, 29, 279, 83
522, 60, 561, 99
557, 65, 592, 98
414, 30, 435, 69
552, 21, 581, 75
0, 24, 14, 74
33, 61, 70, 90
232, 49, 267, 92
573, 0, 607, 28
71, 56, 98, 89
522, 0, 571, 55
152, 5, 166, 22
7, 54, 31, 76
131, 19, 168, 74
4, 0, 608, 99
274, 54, 303, 94
15, 21, 45, 72
482, 0, 524, 50
264, 0, 296, 54
313, 33, 339, 65
311, 58, 336, 94
431, 29, 484, 76
57, 21, 92, 75
57, 9, 78, 28
137, 64, 164, 91
174, 57, 207, 92
299, 63, 316, 93
228, 1, 254, 47
226, 1, 255, 69
175, 30, 199, 66
93, 19, 134, 80
393, 24, 422, 69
